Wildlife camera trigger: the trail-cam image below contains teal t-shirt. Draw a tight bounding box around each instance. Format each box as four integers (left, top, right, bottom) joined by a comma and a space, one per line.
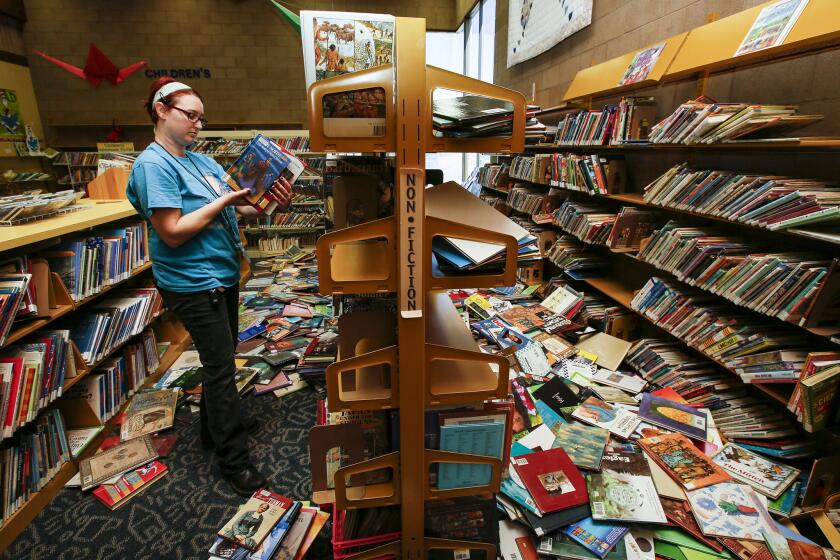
126, 142, 241, 292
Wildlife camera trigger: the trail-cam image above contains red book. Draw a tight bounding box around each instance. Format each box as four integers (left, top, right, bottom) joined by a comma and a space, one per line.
92, 460, 168, 510
512, 447, 588, 514
1, 357, 24, 437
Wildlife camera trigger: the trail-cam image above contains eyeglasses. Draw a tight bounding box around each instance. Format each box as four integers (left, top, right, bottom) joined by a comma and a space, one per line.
170, 105, 208, 127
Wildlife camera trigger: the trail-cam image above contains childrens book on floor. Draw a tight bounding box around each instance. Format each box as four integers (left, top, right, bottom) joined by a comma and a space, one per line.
638, 393, 709, 441
586, 444, 667, 523
562, 516, 629, 558
550, 422, 609, 471
217, 489, 294, 551
222, 134, 305, 214
512, 447, 589, 514
709, 443, 800, 499
638, 433, 731, 491
686, 482, 774, 540
120, 389, 178, 442
571, 397, 641, 439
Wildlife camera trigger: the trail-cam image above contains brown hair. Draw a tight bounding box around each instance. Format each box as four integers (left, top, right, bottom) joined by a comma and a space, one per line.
144, 76, 203, 125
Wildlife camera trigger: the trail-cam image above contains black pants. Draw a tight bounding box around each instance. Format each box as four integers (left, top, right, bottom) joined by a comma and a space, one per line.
160, 284, 249, 474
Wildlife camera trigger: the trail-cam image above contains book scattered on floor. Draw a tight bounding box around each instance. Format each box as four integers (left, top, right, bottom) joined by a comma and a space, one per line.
92, 459, 168, 510
78, 434, 158, 491
709, 443, 801, 499
217, 489, 294, 552
120, 389, 178, 442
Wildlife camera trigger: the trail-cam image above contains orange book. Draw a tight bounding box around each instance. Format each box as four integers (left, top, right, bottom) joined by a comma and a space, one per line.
638, 433, 731, 491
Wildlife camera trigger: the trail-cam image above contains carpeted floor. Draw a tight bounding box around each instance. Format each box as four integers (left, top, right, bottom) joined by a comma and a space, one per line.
2, 385, 333, 560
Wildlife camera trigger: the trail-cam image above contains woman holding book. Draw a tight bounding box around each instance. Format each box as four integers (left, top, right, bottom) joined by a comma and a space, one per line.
126, 77, 291, 496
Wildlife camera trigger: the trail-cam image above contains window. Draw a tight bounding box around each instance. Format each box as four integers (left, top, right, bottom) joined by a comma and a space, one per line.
425, 1, 496, 183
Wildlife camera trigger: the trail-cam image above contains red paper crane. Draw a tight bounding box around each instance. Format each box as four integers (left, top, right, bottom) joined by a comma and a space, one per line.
33, 43, 147, 87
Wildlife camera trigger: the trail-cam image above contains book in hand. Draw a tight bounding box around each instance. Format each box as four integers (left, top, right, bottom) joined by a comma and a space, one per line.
512, 447, 589, 514
637, 393, 708, 441
709, 443, 800, 499
217, 489, 294, 551
78, 435, 159, 491
222, 134, 304, 215
120, 389, 178, 442
586, 444, 667, 524
638, 433, 731, 491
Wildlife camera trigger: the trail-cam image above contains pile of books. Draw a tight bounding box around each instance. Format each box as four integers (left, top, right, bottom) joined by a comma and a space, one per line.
643, 163, 840, 231
551, 201, 617, 245
247, 212, 324, 230
545, 153, 611, 195
209, 489, 329, 559
545, 235, 608, 273
1, 409, 70, 525
0, 190, 83, 224
637, 221, 836, 325
272, 135, 311, 152
787, 351, 840, 433
506, 185, 550, 215
510, 155, 537, 182
435, 281, 831, 558
477, 163, 511, 193
433, 95, 538, 139
0, 170, 53, 183
57, 168, 96, 186
54, 151, 100, 166
552, 96, 657, 146
42, 221, 149, 302
1, 330, 77, 439
649, 97, 823, 144
64, 288, 163, 365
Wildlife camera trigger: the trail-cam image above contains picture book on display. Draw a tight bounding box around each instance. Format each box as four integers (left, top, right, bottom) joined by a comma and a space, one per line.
638, 433, 731, 491
710, 443, 800, 499
217, 489, 294, 551
586, 444, 667, 524
222, 135, 304, 214
638, 393, 708, 441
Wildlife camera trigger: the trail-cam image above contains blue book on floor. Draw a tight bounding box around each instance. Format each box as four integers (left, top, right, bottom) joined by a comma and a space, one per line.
437, 421, 505, 490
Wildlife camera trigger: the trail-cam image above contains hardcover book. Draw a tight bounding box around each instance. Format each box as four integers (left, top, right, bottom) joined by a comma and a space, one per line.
92, 460, 168, 510
638, 393, 709, 441
512, 447, 589, 514
686, 482, 774, 540
222, 134, 304, 215
571, 396, 641, 439
217, 489, 294, 551
586, 444, 667, 523
710, 444, 800, 499
539, 531, 628, 560
638, 433, 731, 491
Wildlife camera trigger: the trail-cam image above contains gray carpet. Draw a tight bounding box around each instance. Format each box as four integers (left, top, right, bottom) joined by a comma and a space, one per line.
1, 386, 333, 560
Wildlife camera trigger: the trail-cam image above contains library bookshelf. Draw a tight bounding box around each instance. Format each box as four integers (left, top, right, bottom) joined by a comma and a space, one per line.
479, 0, 840, 444
0, 202, 190, 553
306, 16, 527, 559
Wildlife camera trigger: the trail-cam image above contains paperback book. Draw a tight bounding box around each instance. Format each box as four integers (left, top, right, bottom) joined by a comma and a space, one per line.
686, 482, 774, 540
563, 516, 629, 558
710, 443, 800, 499
586, 444, 667, 523
571, 397, 641, 439
638, 433, 731, 491
638, 393, 709, 441
217, 489, 294, 551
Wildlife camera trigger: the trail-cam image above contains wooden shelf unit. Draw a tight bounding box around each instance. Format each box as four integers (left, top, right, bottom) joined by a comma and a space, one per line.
307, 17, 525, 559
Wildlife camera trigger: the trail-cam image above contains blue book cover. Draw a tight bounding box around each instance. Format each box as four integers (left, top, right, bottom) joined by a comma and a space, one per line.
563, 517, 628, 558
438, 421, 505, 490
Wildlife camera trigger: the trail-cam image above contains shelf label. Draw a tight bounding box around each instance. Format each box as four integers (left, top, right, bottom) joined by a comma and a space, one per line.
399, 168, 423, 318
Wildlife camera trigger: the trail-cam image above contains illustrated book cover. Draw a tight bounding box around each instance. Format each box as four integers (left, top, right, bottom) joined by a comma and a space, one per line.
638, 433, 731, 491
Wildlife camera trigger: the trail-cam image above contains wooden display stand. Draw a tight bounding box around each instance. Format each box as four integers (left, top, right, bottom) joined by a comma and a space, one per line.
307, 17, 526, 559
86, 168, 130, 200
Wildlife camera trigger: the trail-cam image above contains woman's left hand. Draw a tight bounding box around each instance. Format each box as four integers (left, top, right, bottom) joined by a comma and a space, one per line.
266, 177, 292, 212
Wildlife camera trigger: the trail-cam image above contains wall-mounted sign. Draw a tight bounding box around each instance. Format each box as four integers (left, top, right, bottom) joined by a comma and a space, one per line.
144, 68, 212, 79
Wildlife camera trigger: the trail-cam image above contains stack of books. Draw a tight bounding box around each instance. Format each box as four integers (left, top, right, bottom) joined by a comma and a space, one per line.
1, 329, 76, 439
554, 107, 618, 146
545, 153, 610, 195
551, 201, 617, 245
637, 221, 835, 325
42, 221, 149, 302
649, 97, 822, 144
65, 288, 163, 365
209, 490, 328, 559
477, 163, 511, 193
0, 409, 71, 525
433, 95, 538, 138
0, 190, 83, 224
545, 235, 608, 273
643, 163, 840, 231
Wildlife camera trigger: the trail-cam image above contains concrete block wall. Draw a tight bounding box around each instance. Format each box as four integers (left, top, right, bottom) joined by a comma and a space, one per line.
21, 0, 459, 145
494, 0, 840, 136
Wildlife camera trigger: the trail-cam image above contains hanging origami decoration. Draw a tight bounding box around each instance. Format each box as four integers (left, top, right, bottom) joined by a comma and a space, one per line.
33, 43, 147, 87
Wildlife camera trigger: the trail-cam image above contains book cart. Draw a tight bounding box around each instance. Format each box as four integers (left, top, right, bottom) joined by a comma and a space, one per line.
478, 0, 840, 542
305, 16, 527, 559
0, 201, 191, 553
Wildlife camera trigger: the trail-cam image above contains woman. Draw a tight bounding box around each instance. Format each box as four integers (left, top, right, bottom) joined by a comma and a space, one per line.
126, 77, 291, 495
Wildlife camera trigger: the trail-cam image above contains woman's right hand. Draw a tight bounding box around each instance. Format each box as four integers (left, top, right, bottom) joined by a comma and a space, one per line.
222, 188, 253, 207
